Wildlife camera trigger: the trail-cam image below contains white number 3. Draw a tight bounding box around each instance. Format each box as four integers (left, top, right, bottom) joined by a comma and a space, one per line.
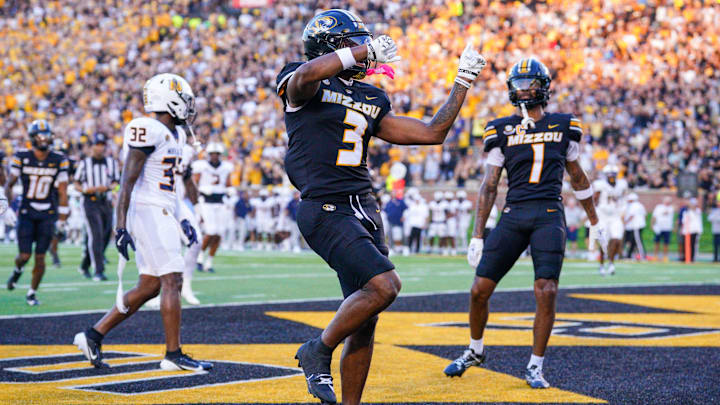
336, 109, 368, 166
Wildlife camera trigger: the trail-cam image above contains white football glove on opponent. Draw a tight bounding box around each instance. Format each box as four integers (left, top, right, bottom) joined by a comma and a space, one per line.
589, 222, 609, 254
455, 44, 487, 89
467, 237, 484, 268
367, 35, 401, 64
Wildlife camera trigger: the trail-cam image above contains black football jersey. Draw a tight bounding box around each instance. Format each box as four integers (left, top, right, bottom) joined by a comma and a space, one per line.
276, 62, 392, 199
483, 113, 582, 204
10, 150, 69, 212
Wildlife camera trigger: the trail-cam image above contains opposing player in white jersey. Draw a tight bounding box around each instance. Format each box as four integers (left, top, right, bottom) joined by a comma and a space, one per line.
192, 142, 233, 272
456, 190, 473, 248
175, 142, 203, 303
428, 191, 448, 253
444, 191, 459, 255
253, 189, 275, 250
73, 73, 211, 371
592, 164, 628, 275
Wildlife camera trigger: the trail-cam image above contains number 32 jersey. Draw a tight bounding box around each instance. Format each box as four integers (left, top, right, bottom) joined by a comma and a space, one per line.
276, 62, 392, 199
121, 117, 186, 210
483, 113, 582, 204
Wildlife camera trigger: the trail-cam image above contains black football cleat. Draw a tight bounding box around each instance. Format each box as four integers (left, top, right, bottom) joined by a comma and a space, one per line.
295, 340, 336, 404
93, 273, 108, 282
444, 348, 486, 377
26, 293, 40, 306
7, 269, 22, 290
78, 267, 92, 279
74, 332, 109, 368
160, 352, 213, 371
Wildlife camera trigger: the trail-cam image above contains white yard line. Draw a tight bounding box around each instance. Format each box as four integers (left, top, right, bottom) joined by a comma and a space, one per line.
1, 281, 718, 320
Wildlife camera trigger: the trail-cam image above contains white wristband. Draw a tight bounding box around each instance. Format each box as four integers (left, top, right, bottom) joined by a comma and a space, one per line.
335, 48, 357, 70
574, 185, 594, 200
58, 206, 70, 215
454, 77, 472, 89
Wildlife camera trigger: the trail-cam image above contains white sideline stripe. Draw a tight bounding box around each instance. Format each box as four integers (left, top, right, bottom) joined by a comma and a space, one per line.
13, 263, 720, 290
1, 281, 718, 320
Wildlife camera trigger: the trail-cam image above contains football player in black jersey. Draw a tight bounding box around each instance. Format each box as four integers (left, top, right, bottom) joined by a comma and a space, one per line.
5, 120, 70, 306
276, 9, 486, 404
443, 58, 609, 389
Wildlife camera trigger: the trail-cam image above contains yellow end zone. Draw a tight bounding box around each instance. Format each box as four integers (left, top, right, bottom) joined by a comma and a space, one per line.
0, 344, 603, 404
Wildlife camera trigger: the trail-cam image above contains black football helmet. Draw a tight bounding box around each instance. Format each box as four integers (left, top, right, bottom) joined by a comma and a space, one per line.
28, 119, 53, 151
507, 58, 551, 108
302, 9, 372, 79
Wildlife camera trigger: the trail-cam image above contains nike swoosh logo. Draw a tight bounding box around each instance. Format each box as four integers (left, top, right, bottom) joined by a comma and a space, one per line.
365, 96, 377, 100
548, 124, 559, 129
89, 348, 97, 360
547, 209, 558, 212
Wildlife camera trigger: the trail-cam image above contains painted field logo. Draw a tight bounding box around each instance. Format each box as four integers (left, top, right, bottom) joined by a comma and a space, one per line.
0, 350, 300, 395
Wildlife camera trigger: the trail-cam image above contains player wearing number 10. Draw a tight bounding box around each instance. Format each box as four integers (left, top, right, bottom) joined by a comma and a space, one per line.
444, 58, 610, 389
276, 9, 486, 405
5, 120, 70, 306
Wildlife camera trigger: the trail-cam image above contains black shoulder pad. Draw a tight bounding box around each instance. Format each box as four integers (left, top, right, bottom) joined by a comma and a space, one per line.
568, 114, 583, 142
482, 119, 503, 152
276, 62, 304, 96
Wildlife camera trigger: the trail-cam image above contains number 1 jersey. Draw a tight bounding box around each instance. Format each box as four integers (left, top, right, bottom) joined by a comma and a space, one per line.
121, 116, 186, 210
276, 62, 392, 199
482, 113, 582, 204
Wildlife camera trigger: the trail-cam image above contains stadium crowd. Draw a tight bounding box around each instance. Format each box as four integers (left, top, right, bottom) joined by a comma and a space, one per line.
1, 0, 719, 201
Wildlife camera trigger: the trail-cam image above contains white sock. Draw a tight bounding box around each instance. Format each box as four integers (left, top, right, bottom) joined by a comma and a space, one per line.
197, 250, 205, 265
528, 354, 544, 369
27, 288, 36, 296
204, 255, 213, 270
469, 338, 484, 354
184, 242, 201, 281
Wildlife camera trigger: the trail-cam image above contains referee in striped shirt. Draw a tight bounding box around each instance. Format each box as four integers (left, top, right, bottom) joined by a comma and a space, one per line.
74, 133, 120, 281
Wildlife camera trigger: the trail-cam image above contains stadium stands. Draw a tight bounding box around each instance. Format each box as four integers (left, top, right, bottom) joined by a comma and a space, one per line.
1, 0, 719, 206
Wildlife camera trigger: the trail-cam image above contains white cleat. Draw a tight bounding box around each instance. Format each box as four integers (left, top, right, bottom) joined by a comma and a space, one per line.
607, 263, 616, 276
182, 286, 200, 305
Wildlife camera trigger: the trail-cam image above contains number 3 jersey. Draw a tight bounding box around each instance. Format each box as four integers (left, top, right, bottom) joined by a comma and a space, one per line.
9, 150, 69, 213
276, 62, 392, 199
121, 116, 186, 210
483, 113, 582, 204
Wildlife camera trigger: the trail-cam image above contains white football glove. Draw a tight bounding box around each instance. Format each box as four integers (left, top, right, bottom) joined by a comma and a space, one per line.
4, 208, 16, 227
455, 44, 487, 89
467, 237, 484, 268
367, 35, 401, 64
589, 223, 609, 254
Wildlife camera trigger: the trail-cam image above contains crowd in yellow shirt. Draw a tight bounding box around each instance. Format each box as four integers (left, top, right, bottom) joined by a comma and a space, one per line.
0, 0, 718, 203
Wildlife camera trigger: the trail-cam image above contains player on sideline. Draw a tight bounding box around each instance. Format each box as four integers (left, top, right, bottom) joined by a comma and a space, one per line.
276, 9, 486, 404
443, 58, 608, 389
193, 142, 232, 272
5, 120, 70, 306
73, 73, 211, 371
593, 164, 627, 275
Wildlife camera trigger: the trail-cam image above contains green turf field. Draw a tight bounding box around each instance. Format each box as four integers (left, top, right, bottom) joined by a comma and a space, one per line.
1, 244, 719, 316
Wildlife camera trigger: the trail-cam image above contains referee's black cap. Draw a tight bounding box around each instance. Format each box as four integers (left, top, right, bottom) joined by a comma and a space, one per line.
92, 132, 108, 145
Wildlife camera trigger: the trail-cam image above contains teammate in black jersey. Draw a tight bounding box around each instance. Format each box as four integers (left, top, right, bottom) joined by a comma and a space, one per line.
5, 120, 70, 306
276, 9, 486, 404
443, 58, 609, 389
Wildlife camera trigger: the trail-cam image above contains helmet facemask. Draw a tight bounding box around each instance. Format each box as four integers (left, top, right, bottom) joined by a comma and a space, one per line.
508, 76, 549, 108
31, 132, 52, 151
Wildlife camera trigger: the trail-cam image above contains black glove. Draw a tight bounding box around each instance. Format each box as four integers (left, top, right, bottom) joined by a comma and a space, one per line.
180, 219, 197, 246
115, 228, 135, 260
